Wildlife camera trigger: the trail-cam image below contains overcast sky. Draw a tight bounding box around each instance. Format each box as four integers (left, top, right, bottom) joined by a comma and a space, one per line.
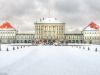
0, 0, 100, 32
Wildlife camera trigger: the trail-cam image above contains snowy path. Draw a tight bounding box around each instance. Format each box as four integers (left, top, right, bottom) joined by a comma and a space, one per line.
0, 45, 100, 75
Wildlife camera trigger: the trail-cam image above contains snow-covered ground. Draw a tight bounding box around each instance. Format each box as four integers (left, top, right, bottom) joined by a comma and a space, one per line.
0, 44, 100, 75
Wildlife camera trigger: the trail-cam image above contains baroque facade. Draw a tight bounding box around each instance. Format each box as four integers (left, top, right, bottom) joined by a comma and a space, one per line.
16, 33, 34, 43
0, 22, 17, 43
82, 22, 100, 44
35, 18, 65, 42
64, 33, 83, 43
0, 18, 100, 44
0, 22, 34, 44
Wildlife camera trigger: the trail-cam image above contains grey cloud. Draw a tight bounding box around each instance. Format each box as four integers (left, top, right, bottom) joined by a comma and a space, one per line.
0, 0, 42, 32
83, 0, 100, 21
0, 0, 36, 17
85, 0, 100, 13
54, 0, 81, 14
0, 0, 100, 32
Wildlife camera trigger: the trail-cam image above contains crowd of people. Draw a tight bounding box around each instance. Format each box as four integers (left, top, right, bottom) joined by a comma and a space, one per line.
32, 40, 67, 46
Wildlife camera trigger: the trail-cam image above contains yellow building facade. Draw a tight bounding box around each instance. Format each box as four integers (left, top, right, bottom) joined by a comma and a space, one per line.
35, 18, 65, 42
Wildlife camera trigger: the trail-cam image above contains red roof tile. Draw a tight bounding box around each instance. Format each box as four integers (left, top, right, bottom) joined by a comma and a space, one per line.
83, 22, 100, 30
89, 22, 99, 29
0, 22, 14, 29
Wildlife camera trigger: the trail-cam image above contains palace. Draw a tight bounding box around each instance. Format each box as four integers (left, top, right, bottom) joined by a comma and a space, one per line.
0, 18, 100, 44
0, 22, 34, 44
35, 18, 65, 42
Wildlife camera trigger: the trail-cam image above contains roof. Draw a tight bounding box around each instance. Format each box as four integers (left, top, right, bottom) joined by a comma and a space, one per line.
35, 18, 64, 24
83, 22, 100, 31
0, 22, 15, 29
